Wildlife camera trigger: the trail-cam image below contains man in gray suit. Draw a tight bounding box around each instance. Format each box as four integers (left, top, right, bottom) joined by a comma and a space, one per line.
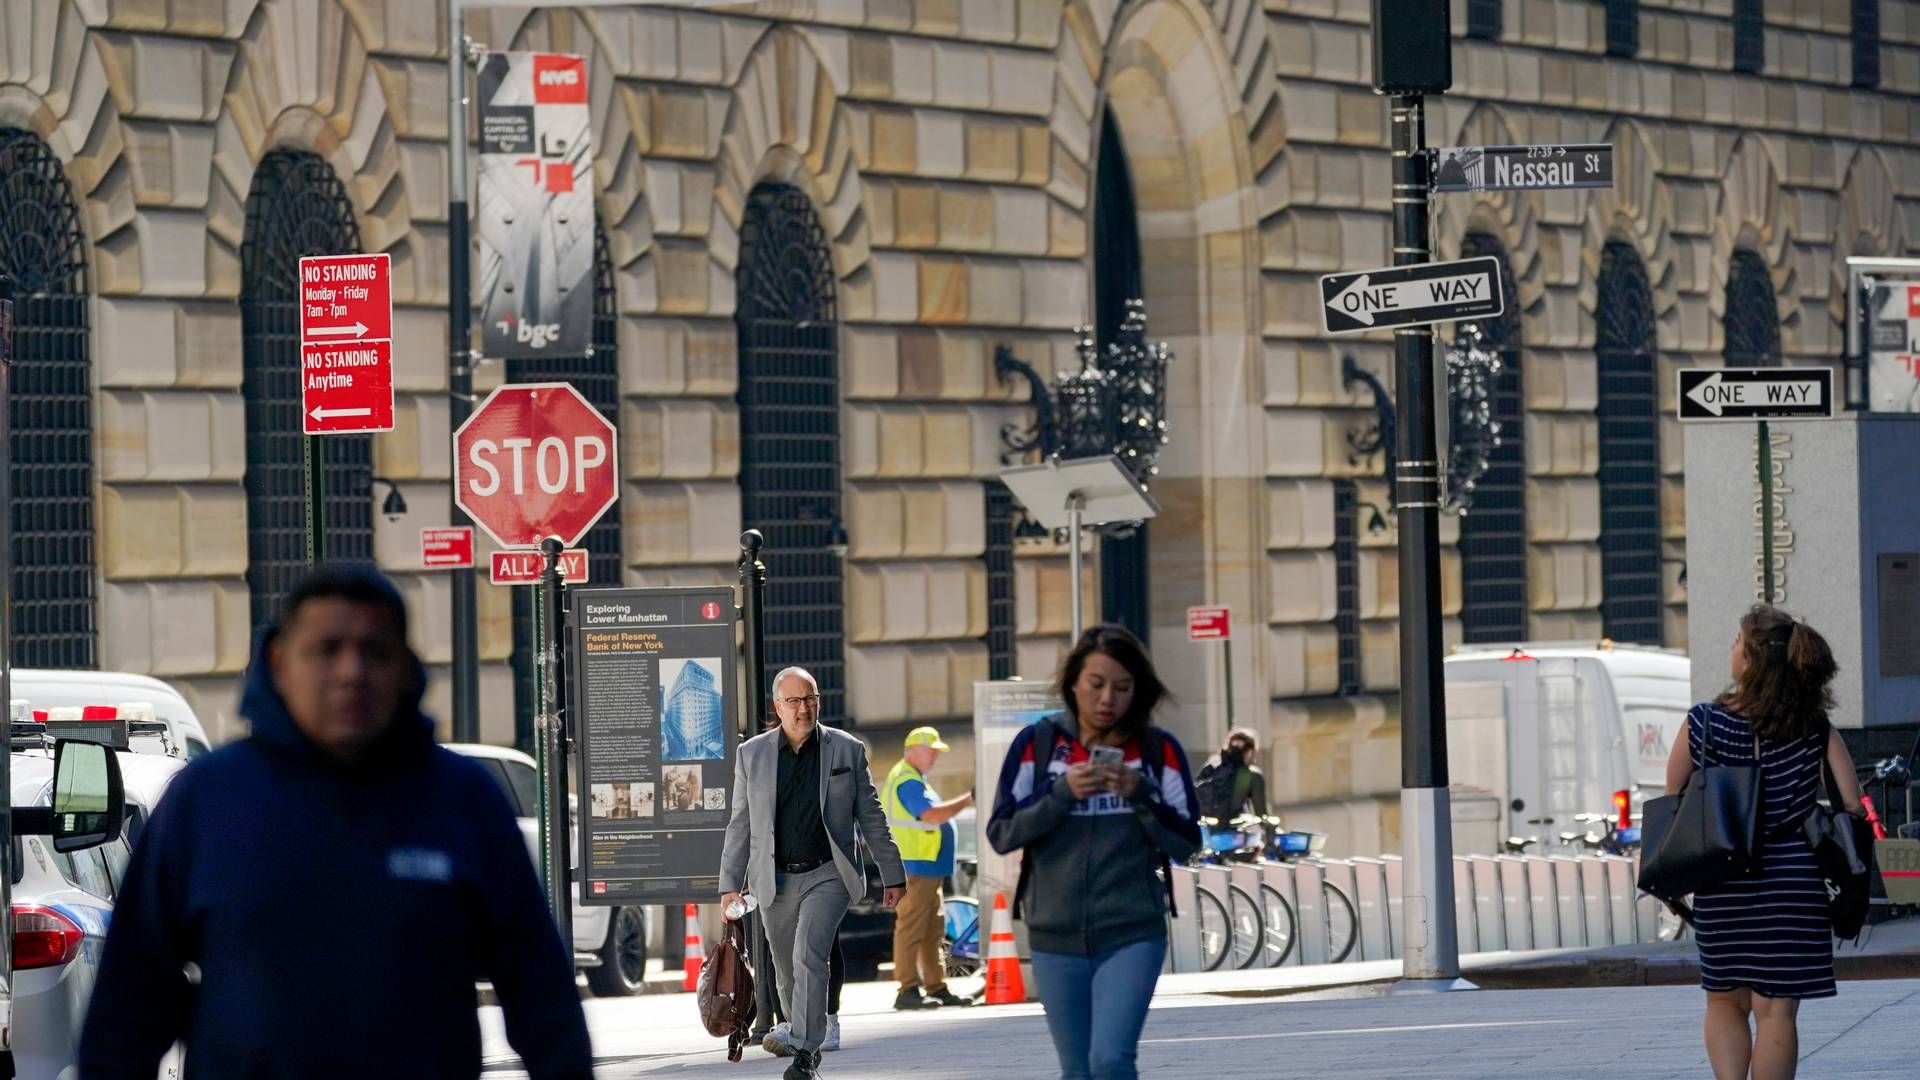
721, 667, 904, 1079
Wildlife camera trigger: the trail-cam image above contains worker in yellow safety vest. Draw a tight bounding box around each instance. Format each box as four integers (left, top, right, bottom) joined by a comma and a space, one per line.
881, 726, 974, 1010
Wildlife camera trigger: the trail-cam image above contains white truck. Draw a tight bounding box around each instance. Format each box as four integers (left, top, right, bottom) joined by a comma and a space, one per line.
1444, 642, 1693, 856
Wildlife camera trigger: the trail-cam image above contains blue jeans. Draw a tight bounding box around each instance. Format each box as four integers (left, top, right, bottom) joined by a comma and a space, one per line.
1030, 937, 1166, 1080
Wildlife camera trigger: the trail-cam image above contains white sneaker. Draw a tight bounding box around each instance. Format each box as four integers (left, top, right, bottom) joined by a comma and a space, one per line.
763, 1022, 796, 1058
820, 1015, 841, 1052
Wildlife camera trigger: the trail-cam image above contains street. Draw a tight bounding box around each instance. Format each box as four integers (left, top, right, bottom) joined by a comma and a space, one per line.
482, 976, 1920, 1078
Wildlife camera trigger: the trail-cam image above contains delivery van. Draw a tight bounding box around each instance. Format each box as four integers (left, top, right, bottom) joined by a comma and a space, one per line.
1444, 642, 1692, 853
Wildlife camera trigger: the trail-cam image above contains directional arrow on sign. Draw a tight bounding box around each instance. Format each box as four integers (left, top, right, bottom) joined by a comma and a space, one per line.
1676, 367, 1835, 422
1319, 256, 1505, 335
305, 321, 371, 339
310, 405, 375, 422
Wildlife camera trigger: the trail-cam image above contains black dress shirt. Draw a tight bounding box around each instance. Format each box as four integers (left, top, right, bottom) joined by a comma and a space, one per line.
774, 732, 831, 866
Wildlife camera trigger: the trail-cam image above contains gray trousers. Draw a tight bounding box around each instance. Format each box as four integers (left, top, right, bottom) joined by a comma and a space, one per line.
761, 863, 851, 1053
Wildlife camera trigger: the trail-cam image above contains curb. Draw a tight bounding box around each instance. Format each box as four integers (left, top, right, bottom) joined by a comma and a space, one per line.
1466, 950, 1920, 990
477, 976, 688, 1008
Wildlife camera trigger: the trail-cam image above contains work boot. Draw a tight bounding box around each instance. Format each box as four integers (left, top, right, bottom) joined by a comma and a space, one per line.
762, 1022, 796, 1058
923, 986, 972, 1008
781, 1049, 821, 1079
893, 986, 935, 1010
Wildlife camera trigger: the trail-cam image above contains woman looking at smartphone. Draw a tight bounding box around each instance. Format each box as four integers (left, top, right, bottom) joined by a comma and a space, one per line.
987, 625, 1201, 1080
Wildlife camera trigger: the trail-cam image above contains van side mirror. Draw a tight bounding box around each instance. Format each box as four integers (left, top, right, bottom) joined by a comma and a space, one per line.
49, 739, 125, 852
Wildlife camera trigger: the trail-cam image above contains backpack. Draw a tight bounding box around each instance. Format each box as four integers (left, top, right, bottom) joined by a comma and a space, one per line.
696, 917, 757, 1061
1194, 759, 1242, 822
1013, 717, 1180, 919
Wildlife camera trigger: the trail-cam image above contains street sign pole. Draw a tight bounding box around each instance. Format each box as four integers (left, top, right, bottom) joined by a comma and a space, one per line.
537, 535, 571, 940
304, 437, 325, 565
1758, 421, 1775, 603
447, 0, 481, 744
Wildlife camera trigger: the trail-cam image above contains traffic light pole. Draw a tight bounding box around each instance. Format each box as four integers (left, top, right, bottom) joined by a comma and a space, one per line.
1388, 92, 1465, 989
447, 0, 481, 742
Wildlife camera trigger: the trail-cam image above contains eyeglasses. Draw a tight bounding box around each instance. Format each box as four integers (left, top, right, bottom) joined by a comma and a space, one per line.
776, 695, 822, 708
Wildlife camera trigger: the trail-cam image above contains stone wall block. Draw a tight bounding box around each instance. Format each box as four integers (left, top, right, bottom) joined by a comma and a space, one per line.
1265, 623, 1340, 699
847, 644, 909, 722
1439, 547, 1463, 617
920, 408, 973, 476
879, 561, 930, 640
179, 484, 248, 577
1360, 620, 1399, 692
95, 297, 179, 388
1358, 549, 1398, 620
1266, 478, 1336, 551
101, 483, 184, 579
97, 390, 150, 483
845, 327, 903, 399
940, 481, 985, 557
922, 560, 975, 639
848, 484, 905, 559
98, 581, 155, 674
390, 307, 448, 392
142, 579, 219, 676
1268, 550, 1337, 623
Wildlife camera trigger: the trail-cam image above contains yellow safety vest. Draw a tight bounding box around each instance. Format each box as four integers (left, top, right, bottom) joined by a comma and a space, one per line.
882, 759, 943, 864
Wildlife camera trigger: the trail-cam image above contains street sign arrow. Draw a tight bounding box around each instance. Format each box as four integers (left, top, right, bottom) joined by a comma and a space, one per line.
1676, 367, 1835, 422
1320, 256, 1505, 335
305, 321, 371, 339
309, 405, 374, 421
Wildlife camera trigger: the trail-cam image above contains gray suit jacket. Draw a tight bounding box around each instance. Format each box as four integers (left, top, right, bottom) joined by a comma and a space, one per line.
718, 724, 905, 905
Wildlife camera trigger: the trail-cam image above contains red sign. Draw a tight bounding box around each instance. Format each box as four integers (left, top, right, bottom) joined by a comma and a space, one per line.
1187, 605, 1231, 641
454, 383, 619, 549
532, 54, 588, 105
490, 548, 588, 585
299, 253, 394, 435
420, 527, 474, 569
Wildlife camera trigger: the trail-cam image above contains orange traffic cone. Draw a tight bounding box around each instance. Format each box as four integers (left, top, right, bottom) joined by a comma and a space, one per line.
983, 891, 1026, 1005
682, 903, 704, 991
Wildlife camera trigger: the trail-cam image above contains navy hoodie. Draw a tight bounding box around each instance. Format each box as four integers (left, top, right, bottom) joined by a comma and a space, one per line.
77, 615, 592, 1079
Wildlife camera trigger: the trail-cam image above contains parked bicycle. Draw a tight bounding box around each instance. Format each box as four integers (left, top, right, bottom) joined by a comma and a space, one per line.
1190, 815, 1358, 967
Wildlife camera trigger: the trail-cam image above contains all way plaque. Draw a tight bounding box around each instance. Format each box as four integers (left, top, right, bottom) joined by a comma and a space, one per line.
572, 586, 738, 905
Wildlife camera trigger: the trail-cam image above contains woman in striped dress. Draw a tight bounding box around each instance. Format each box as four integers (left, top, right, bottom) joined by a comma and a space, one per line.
1666, 606, 1863, 1080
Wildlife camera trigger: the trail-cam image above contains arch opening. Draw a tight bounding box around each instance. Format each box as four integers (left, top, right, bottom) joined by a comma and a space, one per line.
1455, 233, 1529, 645
1724, 249, 1783, 368
1595, 242, 1663, 645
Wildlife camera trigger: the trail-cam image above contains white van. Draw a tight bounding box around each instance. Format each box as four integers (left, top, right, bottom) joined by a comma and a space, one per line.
1444, 642, 1691, 853
11, 670, 212, 760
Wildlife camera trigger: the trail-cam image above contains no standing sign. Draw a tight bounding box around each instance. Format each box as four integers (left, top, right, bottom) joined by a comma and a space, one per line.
299, 253, 395, 435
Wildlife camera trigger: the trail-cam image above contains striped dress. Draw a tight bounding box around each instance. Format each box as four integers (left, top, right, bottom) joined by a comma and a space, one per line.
1688, 703, 1835, 999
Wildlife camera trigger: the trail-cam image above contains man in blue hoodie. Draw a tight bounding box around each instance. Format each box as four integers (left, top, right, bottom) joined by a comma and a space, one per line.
78, 567, 592, 1078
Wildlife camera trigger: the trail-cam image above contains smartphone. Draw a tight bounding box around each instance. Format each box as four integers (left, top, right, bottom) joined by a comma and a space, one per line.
1090, 745, 1125, 767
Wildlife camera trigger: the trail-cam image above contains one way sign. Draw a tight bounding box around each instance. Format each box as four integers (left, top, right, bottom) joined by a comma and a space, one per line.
1320, 256, 1505, 334
1676, 367, 1835, 422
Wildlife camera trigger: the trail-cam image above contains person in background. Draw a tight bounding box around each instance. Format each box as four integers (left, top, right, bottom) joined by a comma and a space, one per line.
720, 667, 904, 1080
78, 567, 591, 1079
1665, 606, 1862, 1080
1194, 728, 1268, 823
987, 625, 1200, 1080
883, 726, 975, 1011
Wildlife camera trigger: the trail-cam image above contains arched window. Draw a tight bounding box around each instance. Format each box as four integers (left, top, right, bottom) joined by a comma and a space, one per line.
1595, 243, 1663, 645
736, 184, 849, 723
1604, 1, 1640, 57
1093, 108, 1150, 643
1466, 0, 1503, 41
1853, 0, 1881, 88
1455, 233, 1528, 644
0, 128, 97, 668
1723, 250, 1781, 368
983, 481, 1016, 680
508, 225, 620, 750
240, 151, 371, 630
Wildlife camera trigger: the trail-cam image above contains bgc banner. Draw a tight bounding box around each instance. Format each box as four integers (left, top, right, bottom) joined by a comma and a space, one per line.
477, 51, 594, 359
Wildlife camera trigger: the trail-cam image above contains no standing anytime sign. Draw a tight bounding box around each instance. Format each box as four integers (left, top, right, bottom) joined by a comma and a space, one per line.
300, 253, 395, 435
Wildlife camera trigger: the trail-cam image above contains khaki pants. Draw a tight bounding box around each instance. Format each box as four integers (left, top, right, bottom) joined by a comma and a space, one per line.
892, 874, 946, 993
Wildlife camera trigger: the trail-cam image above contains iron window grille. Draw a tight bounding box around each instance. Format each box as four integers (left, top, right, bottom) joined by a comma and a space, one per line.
0, 128, 97, 669
1723, 250, 1782, 368
735, 184, 850, 725
1595, 243, 1664, 646
984, 481, 1017, 681
1852, 0, 1880, 88
240, 150, 372, 632
1466, 0, 1504, 41
507, 225, 621, 751
1454, 234, 1529, 645
1732, 0, 1765, 74
1604, 0, 1640, 58
1333, 480, 1361, 696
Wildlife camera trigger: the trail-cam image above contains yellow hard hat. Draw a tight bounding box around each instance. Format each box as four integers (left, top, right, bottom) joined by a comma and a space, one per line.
903, 726, 950, 751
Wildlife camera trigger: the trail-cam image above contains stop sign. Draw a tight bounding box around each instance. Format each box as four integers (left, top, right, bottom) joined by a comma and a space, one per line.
453, 382, 618, 549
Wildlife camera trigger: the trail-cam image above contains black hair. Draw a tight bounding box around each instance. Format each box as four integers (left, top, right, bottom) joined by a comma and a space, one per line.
278, 565, 410, 640
1054, 624, 1169, 743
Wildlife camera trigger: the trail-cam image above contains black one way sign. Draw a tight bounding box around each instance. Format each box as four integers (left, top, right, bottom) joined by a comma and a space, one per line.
1320, 256, 1504, 335
1676, 367, 1835, 422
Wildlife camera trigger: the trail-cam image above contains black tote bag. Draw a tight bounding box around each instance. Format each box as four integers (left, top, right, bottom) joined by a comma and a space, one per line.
1803, 724, 1874, 939
1637, 725, 1762, 903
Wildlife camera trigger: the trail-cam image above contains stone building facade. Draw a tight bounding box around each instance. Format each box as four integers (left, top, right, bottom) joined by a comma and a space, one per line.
1, 0, 1916, 844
